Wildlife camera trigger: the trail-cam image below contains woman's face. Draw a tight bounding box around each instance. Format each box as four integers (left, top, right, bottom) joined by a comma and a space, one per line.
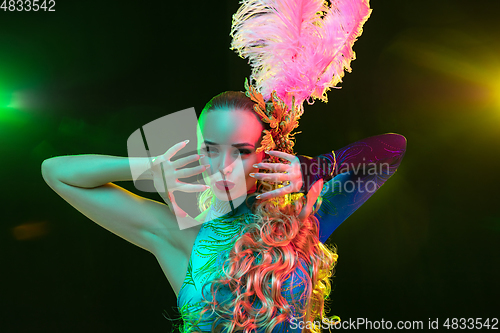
198, 109, 265, 201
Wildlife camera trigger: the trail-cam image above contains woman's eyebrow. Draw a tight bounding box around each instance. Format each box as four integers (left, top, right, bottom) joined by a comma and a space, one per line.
204, 140, 255, 148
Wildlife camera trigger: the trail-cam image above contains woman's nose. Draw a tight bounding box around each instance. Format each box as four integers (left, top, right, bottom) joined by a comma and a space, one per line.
218, 151, 237, 175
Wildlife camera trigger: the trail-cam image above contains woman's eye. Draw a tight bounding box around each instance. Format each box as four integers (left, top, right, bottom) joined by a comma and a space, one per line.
237, 149, 252, 156
203, 146, 218, 155
202, 146, 251, 156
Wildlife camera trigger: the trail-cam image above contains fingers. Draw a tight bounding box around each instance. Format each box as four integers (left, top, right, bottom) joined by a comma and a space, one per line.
308, 178, 324, 198
171, 153, 204, 169
162, 180, 209, 193
265, 150, 297, 163
253, 156, 302, 192
175, 181, 210, 193
175, 164, 210, 179
168, 193, 188, 218
256, 186, 291, 200
164, 139, 190, 161
250, 172, 290, 182
254, 162, 289, 172
256, 177, 323, 202
299, 179, 323, 221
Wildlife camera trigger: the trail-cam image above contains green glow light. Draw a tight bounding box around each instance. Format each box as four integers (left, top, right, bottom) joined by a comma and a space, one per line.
0, 90, 12, 108
0, 90, 31, 128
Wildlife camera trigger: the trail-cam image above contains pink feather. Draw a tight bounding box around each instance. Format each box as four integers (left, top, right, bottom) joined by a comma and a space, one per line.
230, 0, 372, 112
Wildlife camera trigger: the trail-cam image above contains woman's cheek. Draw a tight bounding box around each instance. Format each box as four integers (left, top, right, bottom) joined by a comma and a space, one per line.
204, 156, 219, 176
255, 152, 265, 164
200, 157, 216, 186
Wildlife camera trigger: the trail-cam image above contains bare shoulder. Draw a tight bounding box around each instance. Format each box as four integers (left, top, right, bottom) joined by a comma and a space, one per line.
151, 209, 208, 295
150, 208, 208, 253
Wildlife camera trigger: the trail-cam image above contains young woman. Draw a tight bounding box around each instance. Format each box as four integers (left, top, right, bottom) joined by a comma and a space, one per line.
42, 89, 406, 332
42, 0, 406, 331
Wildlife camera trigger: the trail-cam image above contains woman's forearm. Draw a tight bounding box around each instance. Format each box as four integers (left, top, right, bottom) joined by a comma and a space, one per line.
297, 133, 407, 193
41, 154, 153, 188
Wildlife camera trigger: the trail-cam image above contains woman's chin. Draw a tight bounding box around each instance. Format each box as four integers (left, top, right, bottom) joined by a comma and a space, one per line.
212, 186, 247, 202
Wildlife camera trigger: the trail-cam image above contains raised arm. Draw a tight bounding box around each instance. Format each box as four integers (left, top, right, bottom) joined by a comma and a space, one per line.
41, 155, 180, 253
298, 133, 407, 242
42, 153, 207, 295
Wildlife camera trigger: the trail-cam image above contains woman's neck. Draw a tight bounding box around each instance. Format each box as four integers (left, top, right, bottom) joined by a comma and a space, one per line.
211, 196, 234, 216
206, 193, 255, 220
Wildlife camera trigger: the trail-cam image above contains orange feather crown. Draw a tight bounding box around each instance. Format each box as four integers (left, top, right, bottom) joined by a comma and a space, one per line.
244, 78, 302, 162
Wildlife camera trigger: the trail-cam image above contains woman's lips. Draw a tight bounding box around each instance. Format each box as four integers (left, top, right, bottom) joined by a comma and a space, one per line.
215, 180, 235, 191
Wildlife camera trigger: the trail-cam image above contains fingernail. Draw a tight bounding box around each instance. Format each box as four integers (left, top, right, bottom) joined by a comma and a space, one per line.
204, 164, 211, 170
184, 139, 190, 144
256, 195, 261, 199
199, 154, 205, 158
249, 173, 255, 178
264, 150, 270, 154
253, 164, 259, 168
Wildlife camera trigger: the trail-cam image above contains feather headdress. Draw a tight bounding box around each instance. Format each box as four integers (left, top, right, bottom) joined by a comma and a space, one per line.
231, 0, 372, 113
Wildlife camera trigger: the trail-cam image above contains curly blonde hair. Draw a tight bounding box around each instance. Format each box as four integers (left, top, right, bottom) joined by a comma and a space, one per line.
180, 92, 339, 333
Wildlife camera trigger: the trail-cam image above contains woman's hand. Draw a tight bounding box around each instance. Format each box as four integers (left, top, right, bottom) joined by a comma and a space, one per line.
250, 150, 303, 200
149, 140, 210, 217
